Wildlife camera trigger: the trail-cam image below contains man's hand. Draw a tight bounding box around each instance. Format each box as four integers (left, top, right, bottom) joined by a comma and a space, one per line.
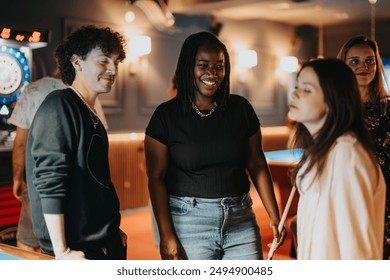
12, 127, 29, 201
12, 180, 26, 201
56, 248, 87, 260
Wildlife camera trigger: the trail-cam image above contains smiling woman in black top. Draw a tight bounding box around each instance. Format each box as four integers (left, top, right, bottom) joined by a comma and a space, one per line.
144, 31, 286, 260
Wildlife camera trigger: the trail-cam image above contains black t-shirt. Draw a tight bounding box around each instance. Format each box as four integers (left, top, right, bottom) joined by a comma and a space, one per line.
145, 94, 260, 198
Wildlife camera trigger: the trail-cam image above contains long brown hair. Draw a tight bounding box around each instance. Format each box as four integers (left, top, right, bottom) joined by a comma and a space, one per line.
337, 35, 389, 107
290, 59, 376, 184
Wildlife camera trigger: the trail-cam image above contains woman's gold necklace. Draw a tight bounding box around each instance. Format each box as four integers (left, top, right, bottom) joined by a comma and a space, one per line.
191, 101, 218, 117
69, 86, 99, 129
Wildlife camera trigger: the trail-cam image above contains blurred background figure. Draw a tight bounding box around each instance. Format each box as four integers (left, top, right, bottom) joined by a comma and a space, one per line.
337, 35, 390, 259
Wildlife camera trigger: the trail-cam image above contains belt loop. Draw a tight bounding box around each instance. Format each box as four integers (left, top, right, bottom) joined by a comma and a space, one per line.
191, 197, 197, 207
241, 193, 248, 206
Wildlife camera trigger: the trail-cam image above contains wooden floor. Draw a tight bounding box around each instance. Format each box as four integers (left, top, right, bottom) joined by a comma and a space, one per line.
121, 188, 295, 260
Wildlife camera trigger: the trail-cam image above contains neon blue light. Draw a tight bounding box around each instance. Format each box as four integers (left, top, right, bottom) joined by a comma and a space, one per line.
0, 45, 30, 105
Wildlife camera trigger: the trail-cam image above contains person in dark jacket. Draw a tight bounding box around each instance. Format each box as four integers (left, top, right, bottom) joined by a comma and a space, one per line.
25, 25, 127, 260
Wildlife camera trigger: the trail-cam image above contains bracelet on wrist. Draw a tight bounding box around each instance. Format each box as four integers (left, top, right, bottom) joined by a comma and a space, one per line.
55, 247, 71, 259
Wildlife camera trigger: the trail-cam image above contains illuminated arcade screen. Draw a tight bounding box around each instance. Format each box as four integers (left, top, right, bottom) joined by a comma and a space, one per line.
0, 27, 49, 43
0, 45, 30, 105
383, 58, 390, 93
0, 27, 48, 129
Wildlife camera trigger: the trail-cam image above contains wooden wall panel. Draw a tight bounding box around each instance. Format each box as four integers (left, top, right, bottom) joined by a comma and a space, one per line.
108, 133, 149, 211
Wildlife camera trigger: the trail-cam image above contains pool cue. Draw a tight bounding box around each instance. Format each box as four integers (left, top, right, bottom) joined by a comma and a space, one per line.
266, 185, 297, 260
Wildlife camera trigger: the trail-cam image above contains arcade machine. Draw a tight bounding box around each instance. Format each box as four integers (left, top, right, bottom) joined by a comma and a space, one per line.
0, 26, 49, 242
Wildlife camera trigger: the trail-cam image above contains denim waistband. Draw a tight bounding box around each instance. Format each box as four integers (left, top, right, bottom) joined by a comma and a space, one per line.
169, 193, 250, 206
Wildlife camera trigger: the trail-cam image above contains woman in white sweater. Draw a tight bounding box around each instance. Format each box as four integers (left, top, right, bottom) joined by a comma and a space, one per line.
288, 58, 386, 259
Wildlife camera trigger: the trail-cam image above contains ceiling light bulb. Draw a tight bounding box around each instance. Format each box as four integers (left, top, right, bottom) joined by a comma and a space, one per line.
125, 11, 135, 23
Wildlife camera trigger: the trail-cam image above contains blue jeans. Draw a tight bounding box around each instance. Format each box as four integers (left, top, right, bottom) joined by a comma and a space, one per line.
17, 191, 40, 248
169, 193, 263, 260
